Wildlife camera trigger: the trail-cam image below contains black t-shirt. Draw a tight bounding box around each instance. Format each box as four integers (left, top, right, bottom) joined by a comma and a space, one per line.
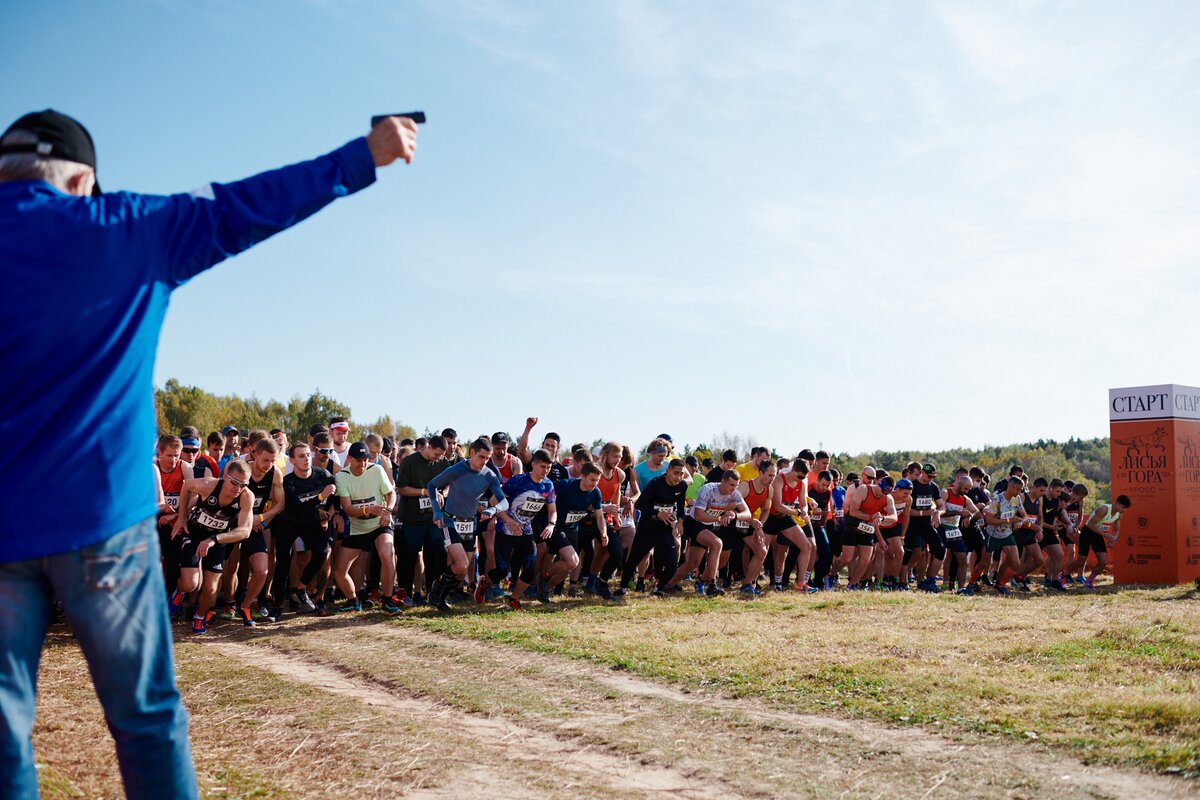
1043, 494, 1062, 525
396, 451, 449, 525
706, 467, 727, 483
635, 476, 687, 533
280, 467, 336, 525
909, 480, 941, 527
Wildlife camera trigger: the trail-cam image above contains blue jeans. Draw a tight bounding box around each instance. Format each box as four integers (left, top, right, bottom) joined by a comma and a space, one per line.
0, 517, 198, 800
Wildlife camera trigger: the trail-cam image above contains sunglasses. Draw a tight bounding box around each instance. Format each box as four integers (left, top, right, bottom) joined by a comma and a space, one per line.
182, 448, 199, 454
226, 476, 248, 488
318, 448, 334, 454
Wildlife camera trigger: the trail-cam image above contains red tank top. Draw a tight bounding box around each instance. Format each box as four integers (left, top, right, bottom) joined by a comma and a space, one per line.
495, 452, 517, 482
745, 480, 770, 516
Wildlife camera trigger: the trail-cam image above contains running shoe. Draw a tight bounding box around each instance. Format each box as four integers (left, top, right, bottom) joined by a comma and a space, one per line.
473, 582, 487, 605
694, 582, 708, 597
594, 580, 614, 601
583, 576, 597, 595
485, 585, 504, 602
168, 589, 186, 617
822, 575, 837, 592
635, 577, 647, 593
706, 583, 725, 597
359, 593, 376, 610
505, 596, 523, 611
1045, 579, 1067, 593
265, 607, 282, 623
956, 586, 976, 596
239, 606, 256, 627
335, 599, 363, 613
190, 615, 207, 635
651, 587, 667, 598
994, 586, 1012, 597
1072, 575, 1087, 585
381, 596, 401, 615
297, 591, 317, 614
847, 583, 862, 592
662, 584, 682, 595
795, 583, 818, 594
772, 583, 784, 592
523, 585, 538, 599
739, 584, 757, 598
1083, 578, 1096, 590
567, 581, 581, 598
412, 592, 427, 606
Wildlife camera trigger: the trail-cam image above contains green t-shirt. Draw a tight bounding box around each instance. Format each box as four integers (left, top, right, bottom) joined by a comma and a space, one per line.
335, 463, 395, 536
686, 472, 707, 503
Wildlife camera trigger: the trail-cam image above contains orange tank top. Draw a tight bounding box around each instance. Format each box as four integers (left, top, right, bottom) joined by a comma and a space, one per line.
858, 488, 888, 518
745, 480, 770, 517
598, 468, 621, 505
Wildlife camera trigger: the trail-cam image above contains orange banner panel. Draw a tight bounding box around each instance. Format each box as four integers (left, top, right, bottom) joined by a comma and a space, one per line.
1109, 419, 1177, 584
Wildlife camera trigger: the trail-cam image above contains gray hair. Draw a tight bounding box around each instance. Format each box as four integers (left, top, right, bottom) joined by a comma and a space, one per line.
0, 128, 91, 191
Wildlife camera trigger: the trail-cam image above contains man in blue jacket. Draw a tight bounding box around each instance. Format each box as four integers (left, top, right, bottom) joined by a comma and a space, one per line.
0, 108, 418, 800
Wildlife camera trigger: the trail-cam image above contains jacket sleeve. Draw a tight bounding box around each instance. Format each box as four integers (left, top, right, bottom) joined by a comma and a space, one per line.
137, 138, 378, 287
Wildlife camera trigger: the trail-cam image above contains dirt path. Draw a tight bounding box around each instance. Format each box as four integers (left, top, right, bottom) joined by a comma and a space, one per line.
211, 617, 1197, 800
215, 640, 737, 800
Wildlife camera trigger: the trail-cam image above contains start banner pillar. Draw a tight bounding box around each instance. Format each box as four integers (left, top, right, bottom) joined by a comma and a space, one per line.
1108, 383, 1200, 585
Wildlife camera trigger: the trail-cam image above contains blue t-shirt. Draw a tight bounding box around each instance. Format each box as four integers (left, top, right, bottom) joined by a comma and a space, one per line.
501, 473, 556, 536
0, 139, 377, 561
427, 460, 508, 521
553, 479, 602, 531
634, 460, 667, 492
832, 486, 847, 511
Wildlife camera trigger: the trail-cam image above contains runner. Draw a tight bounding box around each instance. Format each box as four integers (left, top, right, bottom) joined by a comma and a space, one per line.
766, 458, 816, 592
877, 478, 912, 590
1060, 483, 1089, 584
902, 464, 944, 592
539, 463, 605, 601
939, 474, 980, 593
1013, 478, 1047, 593
634, 439, 672, 490
269, 442, 337, 618
169, 460, 254, 634
331, 441, 399, 614
154, 435, 191, 596
396, 435, 450, 606
517, 417, 569, 480
236, 438, 285, 625
621, 458, 688, 597
480, 446, 552, 609
329, 417, 351, 467
735, 461, 775, 597
663, 470, 747, 597
427, 437, 510, 610
1067, 494, 1131, 589
581, 441, 626, 599
833, 467, 898, 591
979, 476, 1028, 596
1039, 478, 1069, 592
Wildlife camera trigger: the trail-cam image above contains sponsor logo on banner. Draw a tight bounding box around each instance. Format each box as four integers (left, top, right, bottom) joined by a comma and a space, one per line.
1112, 426, 1169, 485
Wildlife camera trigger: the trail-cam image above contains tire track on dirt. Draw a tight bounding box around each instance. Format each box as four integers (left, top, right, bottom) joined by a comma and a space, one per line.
214, 640, 739, 800
356, 622, 1197, 800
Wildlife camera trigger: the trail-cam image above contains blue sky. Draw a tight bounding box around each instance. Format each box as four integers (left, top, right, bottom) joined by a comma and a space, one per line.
4, 1, 1198, 454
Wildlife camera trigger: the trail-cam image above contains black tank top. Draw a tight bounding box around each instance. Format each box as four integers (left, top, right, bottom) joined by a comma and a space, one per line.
1022, 492, 1040, 517
248, 465, 275, 514
1042, 494, 1061, 524
186, 480, 242, 536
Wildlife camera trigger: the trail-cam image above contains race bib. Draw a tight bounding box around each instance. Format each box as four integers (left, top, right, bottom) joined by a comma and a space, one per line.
835, 509, 845, 519
1099, 523, 1111, 534
856, 521, 875, 534
1000, 510, 1014, 520
454, 519, 475, 535
914, 496, 933, 509
944, 527, 962, 540
520, 498, 545, 515
253, 496, 265, 512
164, 493, 179, 510
419, 497, 432, 511
735, 518, 750, 529
194, 511, 229, 531
653, 504, 675, 517
351, 497, 374, 509
1067, 513, 1080, 524
564, 510, 587, 524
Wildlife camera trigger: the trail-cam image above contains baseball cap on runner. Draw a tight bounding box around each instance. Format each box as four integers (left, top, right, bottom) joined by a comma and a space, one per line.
221, 425, 239, 436
921, 463, 937, 475
657, 433, 673, 443
895, 478, 914, 490
348, 442, 370, 459
0, 110, 101, 195
491, 431, 509, 445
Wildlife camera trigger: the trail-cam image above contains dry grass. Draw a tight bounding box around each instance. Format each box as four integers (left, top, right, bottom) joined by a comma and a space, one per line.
399, 583, 1200, 775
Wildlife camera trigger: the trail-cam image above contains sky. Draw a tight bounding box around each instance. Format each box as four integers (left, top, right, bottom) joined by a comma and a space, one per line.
4, 1, 1198, 455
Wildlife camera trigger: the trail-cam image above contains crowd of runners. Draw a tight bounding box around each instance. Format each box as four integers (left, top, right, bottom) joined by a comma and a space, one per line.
153, 417, 1132, 633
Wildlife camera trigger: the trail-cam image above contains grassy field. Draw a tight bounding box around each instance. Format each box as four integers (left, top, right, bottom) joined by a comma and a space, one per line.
402, 583, 1200, 776
31, 582, 1200, 798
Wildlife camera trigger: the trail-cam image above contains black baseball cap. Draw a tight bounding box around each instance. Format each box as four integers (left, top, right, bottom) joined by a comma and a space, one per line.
922, 463, 937, 475
349, 442, 370, 459
221, 425, 239, 436
1, 110, 101, 195
491, 431, 510, 445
